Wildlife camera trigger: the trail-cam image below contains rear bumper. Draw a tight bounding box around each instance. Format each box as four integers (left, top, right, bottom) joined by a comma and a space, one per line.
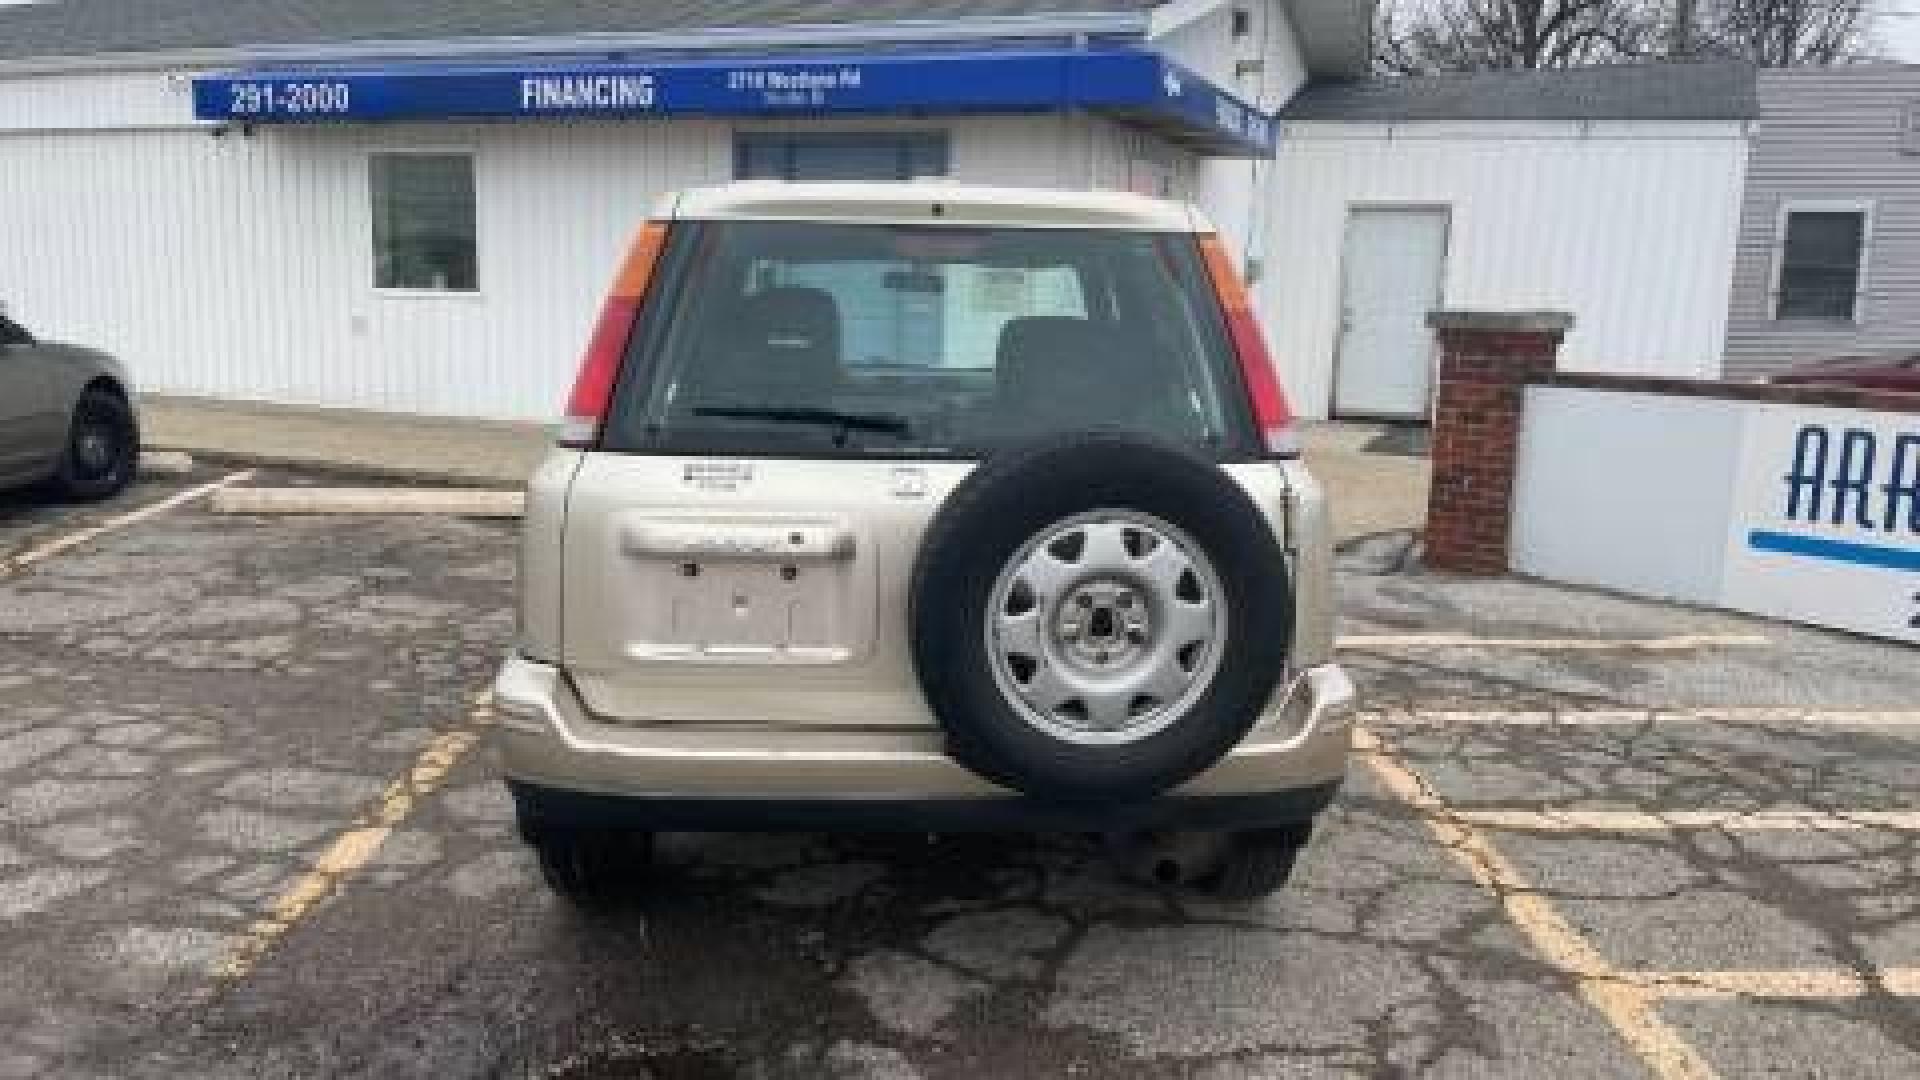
508, 777, 1342, 832
491, 654, 1355, 827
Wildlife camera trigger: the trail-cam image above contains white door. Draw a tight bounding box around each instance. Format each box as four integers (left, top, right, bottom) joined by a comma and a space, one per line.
1334, 208, 1449, 419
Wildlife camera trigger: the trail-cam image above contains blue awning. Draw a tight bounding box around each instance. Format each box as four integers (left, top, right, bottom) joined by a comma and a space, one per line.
191, 46, 1277, 157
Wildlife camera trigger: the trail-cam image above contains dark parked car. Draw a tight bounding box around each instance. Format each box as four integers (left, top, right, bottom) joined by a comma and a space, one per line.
1772, 354, 1920, 393
0, 312, 140, 500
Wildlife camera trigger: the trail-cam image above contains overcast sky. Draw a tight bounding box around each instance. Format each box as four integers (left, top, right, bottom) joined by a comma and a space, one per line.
1885, 6, 1920, 61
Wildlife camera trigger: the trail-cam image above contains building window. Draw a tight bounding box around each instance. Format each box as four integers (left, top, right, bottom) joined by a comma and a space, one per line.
735, 133, 948, 182
371, 153, 477, 292
1775, 206, 1868, 321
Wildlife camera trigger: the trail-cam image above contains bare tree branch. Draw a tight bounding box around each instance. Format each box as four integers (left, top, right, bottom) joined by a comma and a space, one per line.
1372, 0, 1879, 72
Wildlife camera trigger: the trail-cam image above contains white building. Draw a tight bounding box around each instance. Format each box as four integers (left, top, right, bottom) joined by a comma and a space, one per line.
1266, 62, 1757, 419
0, 0, 1369, 421
2, 4, 1784, 426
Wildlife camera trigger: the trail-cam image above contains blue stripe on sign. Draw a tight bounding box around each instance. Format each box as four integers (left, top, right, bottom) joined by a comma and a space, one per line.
1748, 530, 1920, 572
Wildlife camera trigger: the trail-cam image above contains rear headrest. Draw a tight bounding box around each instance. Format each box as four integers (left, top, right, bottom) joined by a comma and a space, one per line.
995, 316, 1116, 404
689, 285, 843, 404
995, 316, 1105, 373
736, 286, 841, 369
993, 314, 1191, 437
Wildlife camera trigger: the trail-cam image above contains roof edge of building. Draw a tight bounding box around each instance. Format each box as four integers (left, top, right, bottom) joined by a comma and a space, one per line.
0, 10, 1154, 77
1281, 0, 1375, 79
1278, 60, 1760, 124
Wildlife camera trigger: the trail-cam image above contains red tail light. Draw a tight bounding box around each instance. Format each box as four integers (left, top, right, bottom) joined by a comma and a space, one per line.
559, 221, 671, 448
1199, 234, 1298, 457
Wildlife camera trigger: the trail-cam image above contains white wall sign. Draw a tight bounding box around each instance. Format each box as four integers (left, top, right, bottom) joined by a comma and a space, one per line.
1722, 404, 1920, 644
1514, 388, 1919, 645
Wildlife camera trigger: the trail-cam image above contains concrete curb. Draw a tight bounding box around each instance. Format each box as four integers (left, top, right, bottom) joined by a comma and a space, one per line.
139, 450, 196, 477
211, 487, 525, 517
143, 444, 529, 488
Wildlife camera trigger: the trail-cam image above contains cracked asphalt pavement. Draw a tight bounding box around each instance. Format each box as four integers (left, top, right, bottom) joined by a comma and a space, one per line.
1, 474, 1916, 1078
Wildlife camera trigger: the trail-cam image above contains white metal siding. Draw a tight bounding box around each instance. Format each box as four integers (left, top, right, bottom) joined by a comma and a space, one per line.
1725, 68, 1920, 377
1160, 0, 1303, 265
0, 69, 203, 132
1152, 1, 1306, 104
1261, 122, 1750, 418
1, 119, 730, 418
0, 73, 1204, 419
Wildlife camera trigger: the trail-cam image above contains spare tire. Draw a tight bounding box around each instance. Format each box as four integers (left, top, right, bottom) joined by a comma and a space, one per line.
910, 432, 1293, 803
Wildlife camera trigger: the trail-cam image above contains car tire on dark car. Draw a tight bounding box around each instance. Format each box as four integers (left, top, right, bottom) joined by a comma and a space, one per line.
51, 386, 139, 502
910, 431, 1294, 804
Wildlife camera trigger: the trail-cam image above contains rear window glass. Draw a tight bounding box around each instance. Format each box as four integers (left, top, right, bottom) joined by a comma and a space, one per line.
602, 222, 1254, 458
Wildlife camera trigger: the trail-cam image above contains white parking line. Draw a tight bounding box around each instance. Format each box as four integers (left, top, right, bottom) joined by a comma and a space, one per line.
1644, 968, 1920, 1000
1369, 709, 1920, 728
1337, 632, 1769, 652
0, 470, 256, 579
1455, 809, 1920, 832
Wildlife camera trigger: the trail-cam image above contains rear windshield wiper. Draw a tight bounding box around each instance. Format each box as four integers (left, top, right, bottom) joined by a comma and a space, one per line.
692, 406, 913, 443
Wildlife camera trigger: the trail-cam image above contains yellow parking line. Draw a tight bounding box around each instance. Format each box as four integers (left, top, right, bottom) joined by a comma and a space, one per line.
1338, 632, 1769, 652
0, 469, 257, 578
1456, 809, 1920, 832
1356, 727, 1720, 1080
1370, 709, 1920, 728
1644, 969, 1920, 1000
208, 693, 494, 984
1370, 709, 1662, 727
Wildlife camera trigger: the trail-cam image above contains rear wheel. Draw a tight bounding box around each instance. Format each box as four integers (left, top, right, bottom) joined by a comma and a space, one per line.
51, 386, 138, 501
521, 818, 654, 905
1201, 824, 1314, 902
1110, 821, 1314, 899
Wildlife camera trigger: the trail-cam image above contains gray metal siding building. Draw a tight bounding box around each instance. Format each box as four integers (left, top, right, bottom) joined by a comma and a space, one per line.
1726, 67, 1920, 378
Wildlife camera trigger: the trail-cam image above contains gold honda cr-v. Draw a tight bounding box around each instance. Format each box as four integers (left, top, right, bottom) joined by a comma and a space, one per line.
493, 182, 1354, 902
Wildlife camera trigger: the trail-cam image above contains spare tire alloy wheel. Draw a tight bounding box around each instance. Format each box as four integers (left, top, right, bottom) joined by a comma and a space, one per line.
912, 433, 1293, 804
988, 510, 1226, 746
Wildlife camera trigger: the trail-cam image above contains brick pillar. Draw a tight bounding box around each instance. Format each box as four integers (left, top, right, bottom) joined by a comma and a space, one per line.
1423, 310, 1574, 574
